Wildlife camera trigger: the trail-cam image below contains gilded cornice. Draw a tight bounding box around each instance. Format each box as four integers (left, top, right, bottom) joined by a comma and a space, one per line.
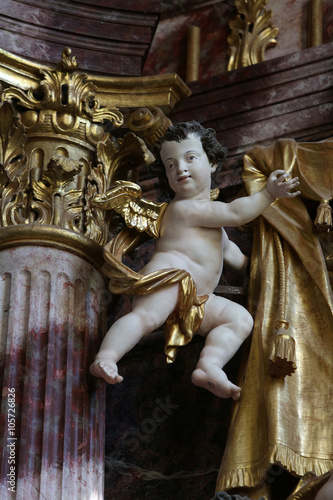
0, 47, 191, 114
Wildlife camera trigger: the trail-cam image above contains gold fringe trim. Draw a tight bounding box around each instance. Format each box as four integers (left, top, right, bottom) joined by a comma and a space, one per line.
218, 458, 268, 490
218, 444, 333, 491
270, 443, 333, 477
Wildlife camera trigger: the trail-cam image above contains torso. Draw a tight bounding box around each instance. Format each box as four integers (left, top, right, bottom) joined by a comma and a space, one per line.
140, 200, 224, 295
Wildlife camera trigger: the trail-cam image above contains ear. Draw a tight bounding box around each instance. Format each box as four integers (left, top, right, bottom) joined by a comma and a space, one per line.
210, 162, 217, 173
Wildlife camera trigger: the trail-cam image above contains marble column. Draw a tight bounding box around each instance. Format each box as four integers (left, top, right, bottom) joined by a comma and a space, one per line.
0, 229, 108, 499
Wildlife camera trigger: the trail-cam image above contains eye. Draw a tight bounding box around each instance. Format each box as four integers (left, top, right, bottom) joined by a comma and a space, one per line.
187, 154, 196, 161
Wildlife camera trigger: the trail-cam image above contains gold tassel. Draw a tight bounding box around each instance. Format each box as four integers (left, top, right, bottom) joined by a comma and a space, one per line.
269, 320, 296, 377
315, 199, 332, 232
269, 233, 297, 377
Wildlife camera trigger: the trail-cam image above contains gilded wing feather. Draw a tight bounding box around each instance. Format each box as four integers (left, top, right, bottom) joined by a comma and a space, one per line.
92, 180, 167, 239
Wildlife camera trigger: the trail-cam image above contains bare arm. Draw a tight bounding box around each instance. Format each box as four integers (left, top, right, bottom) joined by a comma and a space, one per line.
222, 230, 248, 272
197, 170, 300, 228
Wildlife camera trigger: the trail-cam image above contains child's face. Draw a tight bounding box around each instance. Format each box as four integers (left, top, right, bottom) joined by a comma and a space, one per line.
160, 134, 216, 200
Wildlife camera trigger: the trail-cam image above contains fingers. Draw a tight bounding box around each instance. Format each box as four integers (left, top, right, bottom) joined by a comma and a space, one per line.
278, 172, 297, 183
286, 190, 301, 198
274, 169, 289, 177
278, 173, 300, 193
285, 177, 299, 187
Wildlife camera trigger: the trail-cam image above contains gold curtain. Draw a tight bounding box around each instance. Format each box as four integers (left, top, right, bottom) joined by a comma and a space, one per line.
216, 138, 333, 495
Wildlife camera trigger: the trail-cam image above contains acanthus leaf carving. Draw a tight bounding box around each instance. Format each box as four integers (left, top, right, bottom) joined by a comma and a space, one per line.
62, 189, 84, 233
30, 180, 53, 225
0, 101, 28, 180
0, 101, 29, 226
228, 0, 278, 70
1, 180, 28, 226
31, 155, 84, 227
96, 132, 150, 191
83, 132, 150, 245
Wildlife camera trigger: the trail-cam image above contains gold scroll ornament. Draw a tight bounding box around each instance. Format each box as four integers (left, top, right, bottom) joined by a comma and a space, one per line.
228, 0, 278, 71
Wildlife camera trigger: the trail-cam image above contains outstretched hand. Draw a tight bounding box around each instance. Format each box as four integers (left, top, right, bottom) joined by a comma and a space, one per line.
266, 170, 301, 200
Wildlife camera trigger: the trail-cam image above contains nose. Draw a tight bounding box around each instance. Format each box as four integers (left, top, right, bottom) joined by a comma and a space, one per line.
177, 160, 187, 174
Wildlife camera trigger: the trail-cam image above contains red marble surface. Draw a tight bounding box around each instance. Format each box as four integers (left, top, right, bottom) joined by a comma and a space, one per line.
0, 246, 107, 499
324, 0, 333, 42
0, 0, 160, 76
143, 3, 235, 81
170, 43, 333, 159
144, 0, 333, 81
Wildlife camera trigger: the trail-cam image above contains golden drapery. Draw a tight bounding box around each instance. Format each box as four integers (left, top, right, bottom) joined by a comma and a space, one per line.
216, 138, 333, 497
102, 227, 208, 363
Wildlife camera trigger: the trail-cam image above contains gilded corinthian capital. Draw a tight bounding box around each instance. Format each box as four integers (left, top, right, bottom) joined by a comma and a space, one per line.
0, 48, 188, 248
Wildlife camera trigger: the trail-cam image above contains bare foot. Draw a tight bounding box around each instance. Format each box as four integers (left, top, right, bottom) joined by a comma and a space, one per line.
90, 357, 123, 384
191, 366, 241, 400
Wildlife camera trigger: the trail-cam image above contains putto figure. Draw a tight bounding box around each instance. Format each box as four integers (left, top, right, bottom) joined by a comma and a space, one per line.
90, 121, 300, 400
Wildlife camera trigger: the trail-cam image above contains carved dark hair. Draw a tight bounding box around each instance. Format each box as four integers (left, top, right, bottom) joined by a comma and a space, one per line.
149, 121, 228, 197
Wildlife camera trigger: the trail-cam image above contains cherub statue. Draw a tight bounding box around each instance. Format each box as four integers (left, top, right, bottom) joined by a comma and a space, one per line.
90, 121, 300, 400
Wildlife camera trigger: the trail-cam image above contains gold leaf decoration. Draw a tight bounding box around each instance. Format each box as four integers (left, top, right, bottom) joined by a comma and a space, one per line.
84, 180, 107, 245
2, 48, 123, 128
228, 0, 278, 70
63, 189, 84, 232
0, 102, 27, 180
0, 163, 10, 194
31, 155, 83, 226
30, 180, 53, 225
83, 133, 150, 245
47, 155, 83, 178
56, 47, 78, 73
96, 132, 150, 190
0, 101, 29, 226
1, 180, 28, 226
0, 48, 174, 245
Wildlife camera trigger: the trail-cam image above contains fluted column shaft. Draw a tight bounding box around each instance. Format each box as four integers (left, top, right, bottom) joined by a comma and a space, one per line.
0, 244, 107, 499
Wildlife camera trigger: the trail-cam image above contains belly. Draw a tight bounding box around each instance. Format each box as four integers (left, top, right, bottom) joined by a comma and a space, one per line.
140, 249, 222, 295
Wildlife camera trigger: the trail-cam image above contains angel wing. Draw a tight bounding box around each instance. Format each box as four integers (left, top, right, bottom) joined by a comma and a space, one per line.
92, 180, 167, 239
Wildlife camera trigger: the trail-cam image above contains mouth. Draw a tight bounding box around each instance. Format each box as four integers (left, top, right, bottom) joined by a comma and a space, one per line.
177, 175, 191, 182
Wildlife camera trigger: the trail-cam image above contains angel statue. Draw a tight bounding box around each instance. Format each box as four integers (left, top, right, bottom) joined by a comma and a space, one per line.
90, 121, 300, 400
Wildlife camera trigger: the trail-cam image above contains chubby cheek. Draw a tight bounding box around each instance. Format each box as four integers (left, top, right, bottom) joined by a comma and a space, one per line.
165, 171, 176, 188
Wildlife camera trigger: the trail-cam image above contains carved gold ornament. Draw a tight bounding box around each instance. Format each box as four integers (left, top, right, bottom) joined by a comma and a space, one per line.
228, 0, 278, 71
0, 48, 176, 247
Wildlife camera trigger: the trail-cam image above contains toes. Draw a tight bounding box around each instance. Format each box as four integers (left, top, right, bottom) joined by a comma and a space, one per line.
231, 388, 241, 401
191, 368, 205, 386
89, 360, 123, 384
191, 367, 241, 399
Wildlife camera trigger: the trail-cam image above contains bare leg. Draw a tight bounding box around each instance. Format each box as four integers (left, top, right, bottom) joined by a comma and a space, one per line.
191, 295, 253, 400
90, 285, 178, 384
